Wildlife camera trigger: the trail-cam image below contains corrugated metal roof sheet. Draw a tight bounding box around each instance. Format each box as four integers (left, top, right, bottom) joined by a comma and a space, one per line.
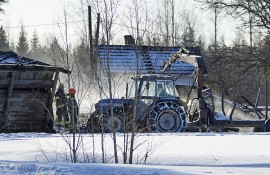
98, 45, 200, 75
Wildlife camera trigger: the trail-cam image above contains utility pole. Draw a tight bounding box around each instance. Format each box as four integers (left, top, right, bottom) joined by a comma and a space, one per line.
95, 13, 100, 48
248, 0, 253, 54
214, 4, 218, 54
88, 6, 93, 75
94, 13, 100, 78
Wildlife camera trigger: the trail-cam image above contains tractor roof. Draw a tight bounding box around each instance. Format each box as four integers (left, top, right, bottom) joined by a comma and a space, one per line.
140, 74, 174, 80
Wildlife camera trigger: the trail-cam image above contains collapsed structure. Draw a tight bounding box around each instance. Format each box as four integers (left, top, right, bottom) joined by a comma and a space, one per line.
0, 51, 69, 133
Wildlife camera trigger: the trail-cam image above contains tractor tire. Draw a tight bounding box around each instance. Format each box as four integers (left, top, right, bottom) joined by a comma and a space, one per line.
265, 118, 270, 132
104, 112, 123, 133
148, 101, 186, 132
253, 127, 264, 132
86, 111, 102, 133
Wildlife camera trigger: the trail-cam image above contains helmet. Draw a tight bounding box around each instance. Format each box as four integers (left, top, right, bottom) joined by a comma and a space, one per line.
69, 88, 76, 94
58, 83, 64, 89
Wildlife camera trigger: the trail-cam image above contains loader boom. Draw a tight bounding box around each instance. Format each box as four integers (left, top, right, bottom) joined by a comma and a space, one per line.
161, 48, 206, 74
160, 48, 270, 132
161, 48, 207, 99
161, 48, 211, 127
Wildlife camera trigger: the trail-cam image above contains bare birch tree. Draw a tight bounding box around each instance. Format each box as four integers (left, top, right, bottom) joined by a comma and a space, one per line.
197, 0, 270, 32
43, 1, 84, 163
122, 0, 153, 164
91, 0, 121, 164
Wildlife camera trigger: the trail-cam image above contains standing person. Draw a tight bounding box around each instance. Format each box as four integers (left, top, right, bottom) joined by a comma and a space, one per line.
68, 88, 79, 131
55, 83, 69, 129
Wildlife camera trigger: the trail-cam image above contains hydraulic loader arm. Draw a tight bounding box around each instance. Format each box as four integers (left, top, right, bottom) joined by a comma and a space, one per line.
161, 48, 207, 100
161, 48, 211, 124
161, 48, 206, 74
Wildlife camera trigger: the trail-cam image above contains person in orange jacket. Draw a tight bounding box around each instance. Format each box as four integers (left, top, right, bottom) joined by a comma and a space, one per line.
68, 88, 79, 130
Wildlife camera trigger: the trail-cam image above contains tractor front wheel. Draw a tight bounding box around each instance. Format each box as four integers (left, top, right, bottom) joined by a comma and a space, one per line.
148, 101, 186, 132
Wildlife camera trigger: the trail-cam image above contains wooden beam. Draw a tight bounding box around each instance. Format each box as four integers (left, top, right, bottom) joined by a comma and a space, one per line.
0, 65, 71, 74
4, 72, 15, 117
0, 80, 54, 89
45, 70, 59, 126
51, 71, 59, 104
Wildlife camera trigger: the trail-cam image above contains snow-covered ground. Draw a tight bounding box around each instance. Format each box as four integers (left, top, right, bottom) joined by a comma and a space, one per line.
1, 132, 270, 174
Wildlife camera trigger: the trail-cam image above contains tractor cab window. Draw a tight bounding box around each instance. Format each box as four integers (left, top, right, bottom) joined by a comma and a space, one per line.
129, 78, 176, 98
141, 80, 155, 97
129, 81, 138, 98
129, 80, 156, 98
157, 80, 175, 97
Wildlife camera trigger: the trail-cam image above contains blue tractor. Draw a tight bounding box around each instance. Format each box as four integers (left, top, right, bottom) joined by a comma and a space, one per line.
85, 47, 270, 133
86, 74, 186, 133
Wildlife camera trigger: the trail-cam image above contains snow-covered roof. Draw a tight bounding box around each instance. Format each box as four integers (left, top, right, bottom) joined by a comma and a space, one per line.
0, 51, 50, 66
98, 45, 201, 75
0, 51, 70, 74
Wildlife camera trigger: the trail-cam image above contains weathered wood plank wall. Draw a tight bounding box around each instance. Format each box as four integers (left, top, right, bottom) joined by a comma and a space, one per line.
0, 70, 56, 133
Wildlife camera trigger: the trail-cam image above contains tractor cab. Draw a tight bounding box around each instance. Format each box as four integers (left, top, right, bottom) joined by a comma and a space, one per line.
129, 75, 183, 122
129, 74, 178, 99
129, 75, 179, 109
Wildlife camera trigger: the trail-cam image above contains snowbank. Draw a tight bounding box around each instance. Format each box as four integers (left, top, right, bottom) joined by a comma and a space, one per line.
0, 132, 270, 174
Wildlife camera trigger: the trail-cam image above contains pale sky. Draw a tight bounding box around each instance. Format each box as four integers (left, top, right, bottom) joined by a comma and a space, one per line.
0, 0, 238, 47
1, 0, 80, 45
1, 0, 59, 42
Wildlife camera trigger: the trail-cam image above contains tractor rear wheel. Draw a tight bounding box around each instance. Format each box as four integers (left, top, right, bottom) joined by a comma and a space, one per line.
265, 118, 270, 132
86, 111, 124, 133
104, 112, 123, 132
148, 101, 186, 132
86, 111, 102, 133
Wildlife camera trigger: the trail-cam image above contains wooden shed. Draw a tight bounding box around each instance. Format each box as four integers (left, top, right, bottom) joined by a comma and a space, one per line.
0, 51, 70, 133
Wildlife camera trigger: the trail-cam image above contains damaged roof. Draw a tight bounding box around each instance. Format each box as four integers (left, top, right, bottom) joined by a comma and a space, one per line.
0, 51, 50, 65
0, 51, 70, 74
98, 45, 201, 75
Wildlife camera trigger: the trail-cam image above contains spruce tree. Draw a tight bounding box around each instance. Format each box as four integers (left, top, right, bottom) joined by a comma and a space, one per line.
16, 27, 29, 56
30, 32, 39, 52
182, 24, 196, 47
45, 37, 64, 66
29, 31, 41, 58
0, 25, 10, 51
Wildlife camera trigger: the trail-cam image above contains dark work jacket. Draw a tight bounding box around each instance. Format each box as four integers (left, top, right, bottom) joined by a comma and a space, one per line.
68, 94, 79, 117
55, 89, 68, 109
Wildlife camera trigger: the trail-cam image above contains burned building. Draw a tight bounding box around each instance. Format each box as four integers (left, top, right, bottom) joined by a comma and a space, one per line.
0, 51, 69, 133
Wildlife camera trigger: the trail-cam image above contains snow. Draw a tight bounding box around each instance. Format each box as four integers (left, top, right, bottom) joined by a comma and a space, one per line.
1, 132, 270, 174
0, 51, 51, 65
214, 112, 230, 120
